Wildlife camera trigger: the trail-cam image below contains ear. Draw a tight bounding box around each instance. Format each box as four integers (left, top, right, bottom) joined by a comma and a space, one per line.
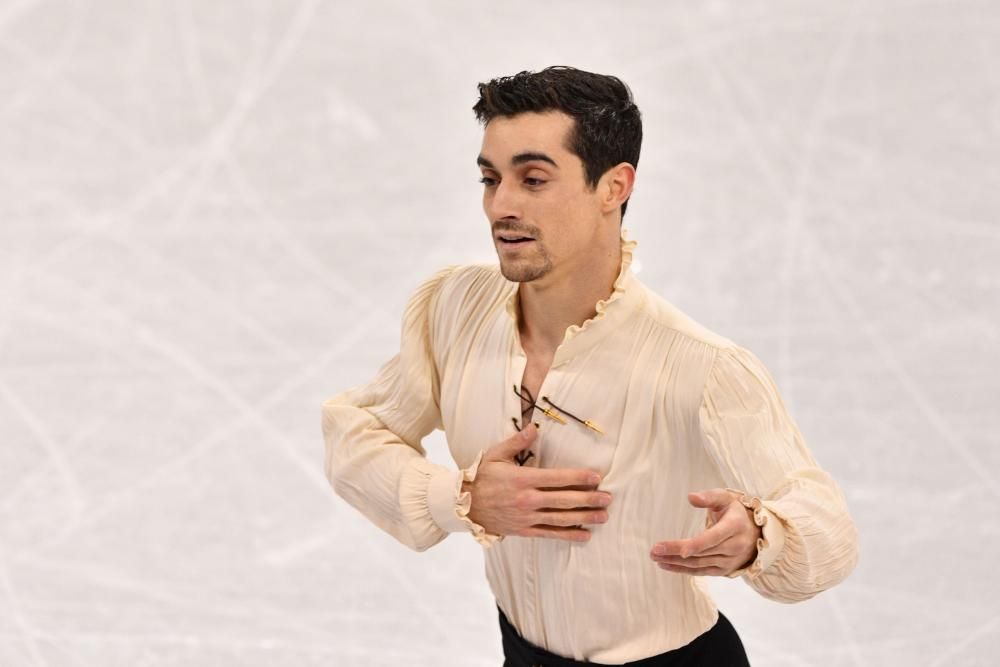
600, 162, 636, 215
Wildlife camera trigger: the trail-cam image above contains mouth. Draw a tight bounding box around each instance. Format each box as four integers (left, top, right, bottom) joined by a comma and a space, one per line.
497, 235, 535, 247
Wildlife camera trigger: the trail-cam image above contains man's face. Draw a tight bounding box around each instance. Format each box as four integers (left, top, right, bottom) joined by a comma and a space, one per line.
477, 111, 606, 284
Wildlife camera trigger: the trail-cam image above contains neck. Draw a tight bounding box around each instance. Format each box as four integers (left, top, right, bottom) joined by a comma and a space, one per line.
517, 242, 623, 356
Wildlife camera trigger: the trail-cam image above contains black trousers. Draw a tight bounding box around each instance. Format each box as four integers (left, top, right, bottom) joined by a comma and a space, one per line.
498, 605, 751, 667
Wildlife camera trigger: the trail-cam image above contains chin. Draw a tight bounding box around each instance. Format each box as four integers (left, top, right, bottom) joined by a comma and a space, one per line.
499, 260, 550, 283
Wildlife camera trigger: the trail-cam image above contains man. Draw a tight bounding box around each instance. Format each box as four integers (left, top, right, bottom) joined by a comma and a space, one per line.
322, 66, 858, 666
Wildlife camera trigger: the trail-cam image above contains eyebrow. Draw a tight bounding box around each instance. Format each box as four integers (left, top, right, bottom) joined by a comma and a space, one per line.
476, 151, 560, 169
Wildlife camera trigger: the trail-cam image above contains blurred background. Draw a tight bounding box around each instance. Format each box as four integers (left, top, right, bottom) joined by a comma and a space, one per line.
1, 0, 998, 665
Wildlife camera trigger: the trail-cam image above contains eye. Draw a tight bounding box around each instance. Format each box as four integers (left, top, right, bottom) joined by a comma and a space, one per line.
478, 176, 497, 187
524, 177, 546, 186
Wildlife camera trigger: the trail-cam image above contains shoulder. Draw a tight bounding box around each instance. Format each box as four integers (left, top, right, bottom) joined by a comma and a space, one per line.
635, 285, 784, 410
635, 281, 738, 356
434, 263, 509, 308
406, 263, 506, 311
630, 280, 780, 409
408, 262, 510, 348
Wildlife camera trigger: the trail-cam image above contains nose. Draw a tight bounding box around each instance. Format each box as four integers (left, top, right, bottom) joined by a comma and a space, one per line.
485, 179, 521, 222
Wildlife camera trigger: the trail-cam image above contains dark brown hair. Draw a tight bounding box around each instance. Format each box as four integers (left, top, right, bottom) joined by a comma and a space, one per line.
473, 66, 642, 220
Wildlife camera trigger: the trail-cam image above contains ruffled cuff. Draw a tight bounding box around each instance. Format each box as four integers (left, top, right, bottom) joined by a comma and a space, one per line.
722, 488, 786, 580
422, 450, 504, 548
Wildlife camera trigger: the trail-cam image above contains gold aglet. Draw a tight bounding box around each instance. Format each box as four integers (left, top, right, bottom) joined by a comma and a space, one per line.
584, 420, 605, 435
542, 407, 567, 424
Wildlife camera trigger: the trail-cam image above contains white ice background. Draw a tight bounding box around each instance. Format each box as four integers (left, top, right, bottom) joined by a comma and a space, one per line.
1, 1, 998, 665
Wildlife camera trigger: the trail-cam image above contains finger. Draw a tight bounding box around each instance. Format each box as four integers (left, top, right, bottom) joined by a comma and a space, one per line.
655, 562, 728, 576
687, 488, 734, 511
532, 508, 609, 527
532, 489, 613, 510
515, 524, 592, 542
520, 466, 603, 489
650, 543, 731, 560
651, 532, 745, 560
650, 551, 732, 567
539, 483, 603, 493
679, 523, 731, 557
490, 423, 538, 460
711, 532, 756, 557
652, 521, 733, 558
511, 489, 609, 514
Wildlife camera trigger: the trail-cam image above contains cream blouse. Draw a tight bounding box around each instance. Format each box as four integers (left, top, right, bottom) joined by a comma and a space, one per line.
321, 229, 858, 663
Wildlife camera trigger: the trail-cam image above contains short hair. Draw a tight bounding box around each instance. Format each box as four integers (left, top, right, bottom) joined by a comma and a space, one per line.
473, 66, 642, 220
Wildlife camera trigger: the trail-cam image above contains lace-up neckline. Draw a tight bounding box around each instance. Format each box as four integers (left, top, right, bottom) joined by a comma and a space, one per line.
504, 228, 642, 368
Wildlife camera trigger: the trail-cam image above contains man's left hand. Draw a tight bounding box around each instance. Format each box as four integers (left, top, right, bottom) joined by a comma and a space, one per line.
649, 489, 761, 576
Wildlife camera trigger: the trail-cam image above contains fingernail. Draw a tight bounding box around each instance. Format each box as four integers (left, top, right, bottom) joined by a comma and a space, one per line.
589, 474, 601, 485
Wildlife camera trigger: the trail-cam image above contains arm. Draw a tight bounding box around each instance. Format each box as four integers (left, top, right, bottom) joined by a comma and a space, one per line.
320, 265, 500, 552
696, 344, 859, 602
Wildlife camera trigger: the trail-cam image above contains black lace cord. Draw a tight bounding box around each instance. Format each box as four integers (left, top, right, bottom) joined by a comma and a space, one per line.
513, 384, 565, 425
542, 396, 605, 435
512, 385, 604, 435
510, 417, 540, 432
510, 414, 537, 466
540, 395, 586, 425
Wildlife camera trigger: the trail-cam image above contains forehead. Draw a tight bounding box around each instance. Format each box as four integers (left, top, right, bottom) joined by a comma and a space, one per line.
479, 111, 575, 161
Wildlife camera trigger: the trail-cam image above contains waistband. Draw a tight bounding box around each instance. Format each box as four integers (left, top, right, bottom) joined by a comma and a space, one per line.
497, 604, 749, 667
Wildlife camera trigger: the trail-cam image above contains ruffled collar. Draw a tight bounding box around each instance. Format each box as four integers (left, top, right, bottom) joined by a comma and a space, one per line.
504, 228, 641, 367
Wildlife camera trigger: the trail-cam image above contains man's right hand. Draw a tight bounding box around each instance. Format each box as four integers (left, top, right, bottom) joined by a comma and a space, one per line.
460, 423, 612, 542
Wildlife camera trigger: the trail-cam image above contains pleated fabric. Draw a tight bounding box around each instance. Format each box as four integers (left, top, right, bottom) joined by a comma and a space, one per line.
321, 229, 859, 663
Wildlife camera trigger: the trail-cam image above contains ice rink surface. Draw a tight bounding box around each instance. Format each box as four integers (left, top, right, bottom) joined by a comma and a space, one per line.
1, 0, 998, 665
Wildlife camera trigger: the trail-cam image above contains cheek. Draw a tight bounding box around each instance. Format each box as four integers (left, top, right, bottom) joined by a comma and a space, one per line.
534, 189, 577, 218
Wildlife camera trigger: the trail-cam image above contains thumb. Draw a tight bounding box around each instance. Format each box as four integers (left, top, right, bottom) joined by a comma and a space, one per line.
688, 489, 733, 511
491, 423, 537, 460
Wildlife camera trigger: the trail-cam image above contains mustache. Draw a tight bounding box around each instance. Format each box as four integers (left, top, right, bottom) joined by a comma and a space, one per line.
492, 223, 541, 238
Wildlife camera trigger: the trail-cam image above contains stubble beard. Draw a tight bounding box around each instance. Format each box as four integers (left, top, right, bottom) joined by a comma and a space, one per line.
499, 244, 553, 283
492, 222, 550, 283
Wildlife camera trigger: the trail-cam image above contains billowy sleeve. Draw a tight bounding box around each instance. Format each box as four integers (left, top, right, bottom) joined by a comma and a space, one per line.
321, 266, 501, 552
697, 344, 858, 602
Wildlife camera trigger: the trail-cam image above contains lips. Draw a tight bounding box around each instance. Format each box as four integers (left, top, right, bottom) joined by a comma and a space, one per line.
497, 234, 535, 243
498, 238, 535, 250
